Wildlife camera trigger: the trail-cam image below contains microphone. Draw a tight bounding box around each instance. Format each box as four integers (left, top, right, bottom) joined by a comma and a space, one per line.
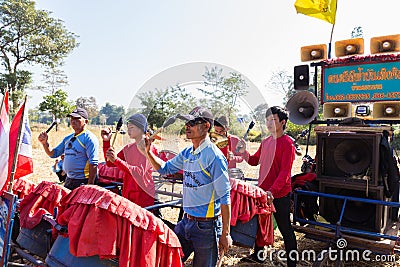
46, 119, 60, 133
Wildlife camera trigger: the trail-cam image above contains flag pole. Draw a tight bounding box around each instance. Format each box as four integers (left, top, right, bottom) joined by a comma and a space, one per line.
8, 95, 27, 192
328, 0, 338, 59
328, 23, 335, 59
0, 91, 7, 117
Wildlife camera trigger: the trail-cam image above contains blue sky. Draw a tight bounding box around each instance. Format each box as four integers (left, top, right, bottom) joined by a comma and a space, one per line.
28, 0, 400, 110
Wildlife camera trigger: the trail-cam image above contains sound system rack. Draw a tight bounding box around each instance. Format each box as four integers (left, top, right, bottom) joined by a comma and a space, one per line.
289, 34, 400, 244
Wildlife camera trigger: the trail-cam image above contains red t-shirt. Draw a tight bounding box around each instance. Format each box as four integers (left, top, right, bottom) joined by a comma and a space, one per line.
103, 140, 158, 207
243, 134, 295, 198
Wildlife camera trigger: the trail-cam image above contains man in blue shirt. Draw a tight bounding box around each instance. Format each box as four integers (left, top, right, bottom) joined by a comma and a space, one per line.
38, 108, 99, 190
140, 106, 232, 267
52, 154, 67, 182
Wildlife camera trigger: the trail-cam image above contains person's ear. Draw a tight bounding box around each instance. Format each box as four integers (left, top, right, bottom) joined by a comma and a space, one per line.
204, 121, 211, 132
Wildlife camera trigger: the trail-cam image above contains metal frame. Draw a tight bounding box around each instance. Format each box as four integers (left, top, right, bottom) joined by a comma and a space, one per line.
293, 189, 400, 254
0, 191, 17, 267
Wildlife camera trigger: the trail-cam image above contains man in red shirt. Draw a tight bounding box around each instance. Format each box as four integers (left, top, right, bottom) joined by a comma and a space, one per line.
238, 106, 297, 266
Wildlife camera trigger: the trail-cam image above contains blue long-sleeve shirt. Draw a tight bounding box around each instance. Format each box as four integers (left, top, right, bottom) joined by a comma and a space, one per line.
157, 137, 230, 217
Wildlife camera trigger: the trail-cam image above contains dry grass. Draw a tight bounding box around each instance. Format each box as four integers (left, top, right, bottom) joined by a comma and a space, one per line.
26, 123, 399, 266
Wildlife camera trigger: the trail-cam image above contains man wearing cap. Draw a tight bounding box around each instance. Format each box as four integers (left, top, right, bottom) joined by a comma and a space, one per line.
38, 107, 99, 190
140, 106, 232, 267
213, 115, 244, 169
100, 113, 158, 207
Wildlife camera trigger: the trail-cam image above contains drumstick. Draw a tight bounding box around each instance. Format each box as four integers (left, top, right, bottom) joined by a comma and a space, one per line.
111, 117, 123, 147
45, 119, 60, 133
236, 120, 255, 153
148, 115, 178, 140
148, 127, 164, 140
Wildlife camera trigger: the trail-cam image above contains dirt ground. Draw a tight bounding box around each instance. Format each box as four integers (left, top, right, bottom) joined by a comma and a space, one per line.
26, 124, 400, 266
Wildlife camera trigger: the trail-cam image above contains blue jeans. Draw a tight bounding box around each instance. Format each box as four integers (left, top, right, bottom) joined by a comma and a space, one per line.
174, 216, 222, 267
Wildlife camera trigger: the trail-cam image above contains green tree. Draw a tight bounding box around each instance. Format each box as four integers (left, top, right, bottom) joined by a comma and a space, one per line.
76, 96, 99, 119
36, 67, 68, 94
0, 0, 78, 110
137, 85, 195, 128
38, 89, 74, 123
253, 103, 269, 123
267, 69, 295, 106
99, 102, 125, 126
201, 67, 249, 124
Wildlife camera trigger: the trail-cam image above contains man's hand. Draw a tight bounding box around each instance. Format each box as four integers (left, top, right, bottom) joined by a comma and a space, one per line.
106, 147, 117, 162
219, 233, 232, 254
266, 191, 274, 205
101, 128, 112, 141
138, 136, 152, 156
38, 131, 49, 145
227, 151, 234, 161
236, 139, 246, 154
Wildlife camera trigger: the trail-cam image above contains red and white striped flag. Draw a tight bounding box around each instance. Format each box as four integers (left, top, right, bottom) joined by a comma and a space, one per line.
4, 98, 33, 191
0, 91, 10, 190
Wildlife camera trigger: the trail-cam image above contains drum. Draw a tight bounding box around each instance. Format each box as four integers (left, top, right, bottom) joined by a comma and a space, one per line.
228, 168, 244, 180
16, 220, 52, 259
45, 235, 118, 267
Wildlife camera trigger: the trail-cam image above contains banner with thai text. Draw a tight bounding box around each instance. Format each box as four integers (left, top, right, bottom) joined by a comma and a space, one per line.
322, 60, 400, 103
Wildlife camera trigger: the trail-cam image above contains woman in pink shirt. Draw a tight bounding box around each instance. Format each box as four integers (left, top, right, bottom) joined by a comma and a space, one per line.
101, 114, 158, 207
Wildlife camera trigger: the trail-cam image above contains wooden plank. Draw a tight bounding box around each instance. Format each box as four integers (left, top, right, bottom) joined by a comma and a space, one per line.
314, 125, 393, 133
293, 223, 399, 254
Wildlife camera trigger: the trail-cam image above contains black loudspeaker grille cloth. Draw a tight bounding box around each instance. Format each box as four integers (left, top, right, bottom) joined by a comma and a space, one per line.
294, 65, 309, 90
321, 186, 381, 232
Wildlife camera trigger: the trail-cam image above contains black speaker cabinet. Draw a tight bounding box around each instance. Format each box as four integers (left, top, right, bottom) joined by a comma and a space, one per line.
319, 182, 386, 233
294, 65, 309, 90
316, 132, 381, 186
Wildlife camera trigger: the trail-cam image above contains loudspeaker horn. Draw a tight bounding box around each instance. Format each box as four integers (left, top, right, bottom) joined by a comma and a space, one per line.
286, 91, 319, 125
335, 38, 364, 57
370, 34, 400, 54
294, 65, 309, 90
300, 44, 327, 62
372, 101, 400, 120
323, 102, 352, 119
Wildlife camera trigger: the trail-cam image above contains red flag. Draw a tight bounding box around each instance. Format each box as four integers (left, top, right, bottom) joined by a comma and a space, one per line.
0, 91, 10, 190
4, 98, 33, 191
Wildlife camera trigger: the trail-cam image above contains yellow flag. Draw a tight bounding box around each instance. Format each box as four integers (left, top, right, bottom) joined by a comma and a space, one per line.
294, 0, 337, 24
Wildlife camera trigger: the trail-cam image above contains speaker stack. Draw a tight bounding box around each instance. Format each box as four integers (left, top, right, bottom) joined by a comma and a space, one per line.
315, 127, 390, 233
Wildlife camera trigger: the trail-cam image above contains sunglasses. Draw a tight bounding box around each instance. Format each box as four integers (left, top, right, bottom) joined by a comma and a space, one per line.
68, 137, 77, 149
185, 119, 206, 127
